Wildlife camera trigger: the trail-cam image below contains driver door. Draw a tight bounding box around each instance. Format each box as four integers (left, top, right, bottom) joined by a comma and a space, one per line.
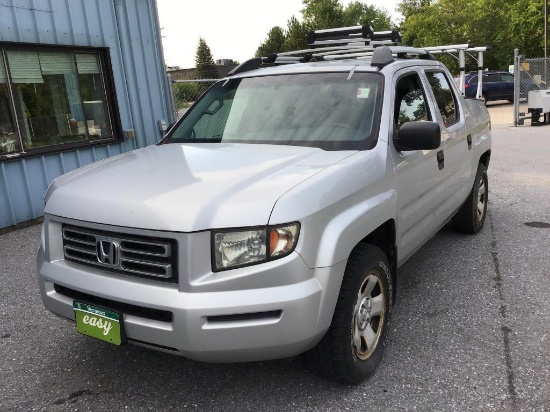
390, 69, 447, 264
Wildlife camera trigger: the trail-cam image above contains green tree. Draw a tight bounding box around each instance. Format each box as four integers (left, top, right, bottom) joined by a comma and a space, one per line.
255, 1, 393, 57
398, 0, 546, 72
195, 38, 218, 79
302, 0, 392, 31
302, 0, 346, 29
255, 26, 286, 57
397, 0, 432, 19
343, 1, 392, 30
500, 0, 545, 61
283, 16, 310, 52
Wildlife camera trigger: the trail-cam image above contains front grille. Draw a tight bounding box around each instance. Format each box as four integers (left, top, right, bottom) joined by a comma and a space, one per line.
54, 284, 173, 322
62, 225, 177, 282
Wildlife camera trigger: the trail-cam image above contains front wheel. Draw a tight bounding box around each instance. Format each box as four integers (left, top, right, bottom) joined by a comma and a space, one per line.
308, 244, 392, 384
452, 163, 488, 234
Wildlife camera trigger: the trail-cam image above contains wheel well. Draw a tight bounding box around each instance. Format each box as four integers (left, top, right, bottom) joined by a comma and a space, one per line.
480, 150, 491, 168
360, 219, 397, 303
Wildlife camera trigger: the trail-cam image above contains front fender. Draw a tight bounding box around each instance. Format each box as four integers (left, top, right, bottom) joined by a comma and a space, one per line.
301, 190, 396, 268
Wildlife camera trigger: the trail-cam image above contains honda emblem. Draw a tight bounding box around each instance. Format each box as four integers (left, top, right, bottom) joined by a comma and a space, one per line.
96, 240, 119, 266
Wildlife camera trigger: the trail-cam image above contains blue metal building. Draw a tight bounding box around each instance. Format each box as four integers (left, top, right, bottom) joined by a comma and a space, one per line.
0, 0, 174, 230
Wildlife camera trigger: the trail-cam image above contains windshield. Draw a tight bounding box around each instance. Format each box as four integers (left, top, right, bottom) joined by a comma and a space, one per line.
165, 72, 383, 151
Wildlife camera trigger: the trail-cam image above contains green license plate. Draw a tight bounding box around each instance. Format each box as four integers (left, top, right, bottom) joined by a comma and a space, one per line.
73, 301, 124, 346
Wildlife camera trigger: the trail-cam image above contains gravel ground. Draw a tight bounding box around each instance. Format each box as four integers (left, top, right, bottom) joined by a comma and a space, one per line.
1, 102, 549, 411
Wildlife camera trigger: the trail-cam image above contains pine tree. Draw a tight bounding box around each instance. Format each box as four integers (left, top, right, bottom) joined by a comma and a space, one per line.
255, 27, 286, 57
195, 38, 218, 79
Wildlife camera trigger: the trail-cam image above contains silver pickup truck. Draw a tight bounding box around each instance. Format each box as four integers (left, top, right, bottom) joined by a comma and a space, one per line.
37, 31, 491, 384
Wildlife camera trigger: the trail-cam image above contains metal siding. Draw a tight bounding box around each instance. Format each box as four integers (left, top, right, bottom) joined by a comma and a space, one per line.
1, 161, 34, 223
41, 154, 63, 184
116, 0, 147, 149
65, 0, 87, 45
22, 158, 48, 216
0, 164, 16, 227
59, 151, 79, 173
76, 149, 94, 166
49, 0, 73, 44
92, 145, 109, 162
12, 1, 40, 44
110, 144, 123, 156
131, 0, 156, 146
133, 0, 167, 147
0, 0, 170, 229
96, 2, 135, 144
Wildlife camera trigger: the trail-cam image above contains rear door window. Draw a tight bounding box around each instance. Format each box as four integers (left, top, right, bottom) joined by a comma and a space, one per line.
426, 71, 460, 128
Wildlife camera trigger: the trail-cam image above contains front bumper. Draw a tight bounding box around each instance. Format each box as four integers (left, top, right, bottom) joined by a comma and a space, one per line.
37, 222, 346, 362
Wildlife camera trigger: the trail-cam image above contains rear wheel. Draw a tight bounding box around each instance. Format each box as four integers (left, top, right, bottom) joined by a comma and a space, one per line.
453, 163, 488, 234
480, 94, 488, 105
308, 244, 392, 384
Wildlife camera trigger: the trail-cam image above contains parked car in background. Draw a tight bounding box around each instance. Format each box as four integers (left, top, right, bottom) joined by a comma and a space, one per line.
463, 71, 515, 104
462, 70, 540, 104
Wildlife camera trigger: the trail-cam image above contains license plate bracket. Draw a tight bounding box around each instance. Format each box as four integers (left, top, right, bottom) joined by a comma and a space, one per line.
73, 301, 126, 346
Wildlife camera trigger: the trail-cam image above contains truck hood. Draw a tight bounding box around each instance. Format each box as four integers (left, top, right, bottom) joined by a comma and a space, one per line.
45, 143, 355, 231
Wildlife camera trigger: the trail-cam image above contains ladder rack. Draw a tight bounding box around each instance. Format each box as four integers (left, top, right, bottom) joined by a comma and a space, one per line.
423, 44, 490, 98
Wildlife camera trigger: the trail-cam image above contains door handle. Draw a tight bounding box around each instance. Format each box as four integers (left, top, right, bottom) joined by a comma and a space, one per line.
437, 150, 444, 170
467, 134, 472, 150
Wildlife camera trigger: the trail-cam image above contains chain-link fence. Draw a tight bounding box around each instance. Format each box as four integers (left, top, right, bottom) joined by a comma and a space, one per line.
171, 79, 217, 120
514, 55, 550, 126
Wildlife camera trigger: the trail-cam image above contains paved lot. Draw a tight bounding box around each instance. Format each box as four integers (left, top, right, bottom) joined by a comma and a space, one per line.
1, 102, 549, 411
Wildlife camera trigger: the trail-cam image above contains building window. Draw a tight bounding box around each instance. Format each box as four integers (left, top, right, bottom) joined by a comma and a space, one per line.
0, 45, 120, 157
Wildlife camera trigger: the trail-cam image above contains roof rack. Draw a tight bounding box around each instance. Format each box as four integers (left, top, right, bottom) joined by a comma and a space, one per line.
321, 46, 435, 62
226, 54, 315, 76
227, 25, 403, 76
306, 25, 402, 48
228, 26, 489, 96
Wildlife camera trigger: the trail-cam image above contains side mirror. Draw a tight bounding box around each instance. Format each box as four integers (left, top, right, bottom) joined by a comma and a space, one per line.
394, 121, 441, 151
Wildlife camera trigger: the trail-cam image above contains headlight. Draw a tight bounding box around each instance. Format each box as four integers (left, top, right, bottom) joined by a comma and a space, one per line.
213, 223, 300, 271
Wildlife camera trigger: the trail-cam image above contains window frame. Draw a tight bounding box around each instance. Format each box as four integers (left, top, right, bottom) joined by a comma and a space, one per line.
0, 41, 122, 162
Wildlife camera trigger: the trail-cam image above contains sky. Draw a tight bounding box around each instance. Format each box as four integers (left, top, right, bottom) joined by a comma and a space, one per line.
156, 0, 402, 69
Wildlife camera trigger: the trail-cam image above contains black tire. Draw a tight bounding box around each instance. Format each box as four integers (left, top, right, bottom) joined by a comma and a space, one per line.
481, 94, 488, 105
308, 243, 392, 384
452, 163, 488, 234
